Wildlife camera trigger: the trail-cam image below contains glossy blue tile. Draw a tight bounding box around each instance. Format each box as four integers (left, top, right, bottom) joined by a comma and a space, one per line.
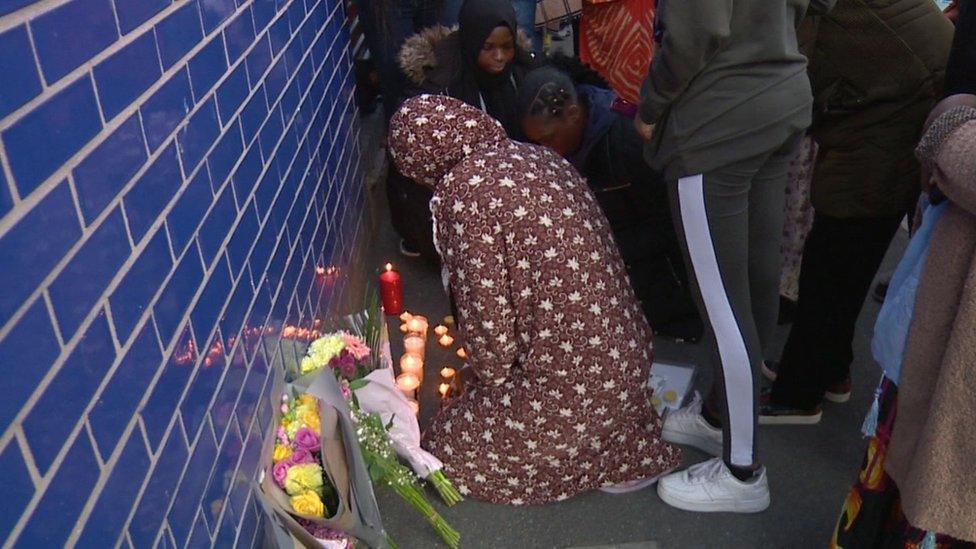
167, 423, 217, 545
0, 181, 80, 329
231, 145, 262, 206
220, 276, 253, 349
30, 0, 117, 82
141, 68, 194, 153
76, 432, 151, 547
123, 143, 181, 243
48, 207, 130, 339
129, 428, 188, 547
258, 104, 284, 160
94, 31, 163, 120
23, 313, 115, 474
141, 326, 197, 447
215, 63, 249, 124
187, 37, 227, 102
0, 25, 42, 119
3, 76, 102, 196
176, 98, 220, 172
251, 0, 277, 30
235, 367, 265, 436
264, 57, 288, 105
115, 0, 169, 34
267, 14, 290, 56
186, 512, 211, 548
166, 168, 214, 255
0, 441, 34, 541
223, 8, 255, 61
214, 501, 240, 548
226, 200, 259, 272
239, 86, 268, 145
153, 243, 204, 345
198, 185, 237, 264
203, 424, 242, 528
0, 0, 33, 16
210, 346, 246, 438
0, 170, 10, 219
154, 1, 204, 69
180, 331, 226, 439
190, 258, 232, 345
0, 300, 59, 431
110, 230, 172, 342
88, 321, 162, 456
200, 0, 236, 32
245, 36, 272, 89
206, 121, 244, 189
16, 434, 100, 547
73, 114, 147, 224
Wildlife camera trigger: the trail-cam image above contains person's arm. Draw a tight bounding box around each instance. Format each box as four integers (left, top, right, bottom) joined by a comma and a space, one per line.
433, 193, 519, 387
638, 0, 734, 125
930, 117, 976, 212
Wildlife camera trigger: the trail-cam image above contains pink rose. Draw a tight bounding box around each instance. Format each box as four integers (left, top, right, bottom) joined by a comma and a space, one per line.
294, 427, 321, 452
272, 460, 290, 488
288, 447, 316, 465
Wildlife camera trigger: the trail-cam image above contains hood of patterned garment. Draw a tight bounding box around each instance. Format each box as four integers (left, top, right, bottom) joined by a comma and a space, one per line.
388, 94, 507, 188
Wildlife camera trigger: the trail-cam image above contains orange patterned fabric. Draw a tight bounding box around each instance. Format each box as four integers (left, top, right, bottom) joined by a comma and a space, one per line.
578, 0, 655, 105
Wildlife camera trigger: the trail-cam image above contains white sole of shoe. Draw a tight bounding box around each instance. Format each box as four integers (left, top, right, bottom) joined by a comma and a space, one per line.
758, 411, 822, 425
657, 484, 770, 513
662, 428, 723, 457
598, 468, 675, 494
824, 391, 851, 404
761, 363, 777, 382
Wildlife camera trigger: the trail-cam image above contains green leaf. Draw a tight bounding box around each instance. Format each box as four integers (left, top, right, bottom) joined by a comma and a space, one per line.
349, 379, 370, 391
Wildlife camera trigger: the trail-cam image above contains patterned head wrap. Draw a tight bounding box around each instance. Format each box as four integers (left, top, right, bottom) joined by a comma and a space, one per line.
388, 94, 507, 188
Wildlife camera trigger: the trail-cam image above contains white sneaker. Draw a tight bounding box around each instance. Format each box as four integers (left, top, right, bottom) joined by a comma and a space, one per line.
661, 393, 723, 457
657, 457, 770, 513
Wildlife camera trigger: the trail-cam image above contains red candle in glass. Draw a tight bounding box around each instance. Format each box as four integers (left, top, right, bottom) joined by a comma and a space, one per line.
379, 263, 403, 315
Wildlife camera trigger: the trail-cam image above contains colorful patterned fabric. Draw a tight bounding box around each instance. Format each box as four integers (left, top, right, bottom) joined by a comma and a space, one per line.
780, 136, 817, 301
578, 0, 655, 105
832, 378, 975, 549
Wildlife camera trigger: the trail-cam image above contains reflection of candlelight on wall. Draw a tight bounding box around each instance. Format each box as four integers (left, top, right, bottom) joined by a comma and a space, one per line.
434, 325, 448, 336
456, 347, 467, 359
173, 339, 198, 365
399, 353, 424, 378
438, 334, 454, 347
397, 373, 420, 399
316, 265, 327, 276
440, 367, 456, 380
404, 335, 425, 357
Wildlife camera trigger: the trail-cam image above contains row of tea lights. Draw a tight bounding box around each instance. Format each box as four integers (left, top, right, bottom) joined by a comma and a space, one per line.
395, 311, 465, 414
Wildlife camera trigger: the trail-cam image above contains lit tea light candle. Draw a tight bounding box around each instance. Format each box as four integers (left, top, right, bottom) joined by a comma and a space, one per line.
438, 383, 450, 397
396, 373, 420, 399
399, 353, 424, 378
399, 323, 409, 333
440, 367, 456, 380
406, 316, 428, 335
399, 311, 413, 322
403, 335, 425, 358
434, 325, 449, 336
456, 347, 467, 359
438, 334, 454, 347
443, 315, 455, 326
407, 399, 420, 416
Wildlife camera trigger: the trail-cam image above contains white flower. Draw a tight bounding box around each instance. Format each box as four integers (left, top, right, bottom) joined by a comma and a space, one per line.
567, 258, 580, 271
568, 291, 582, 303
465, 119, 478, 128
452, 200, 465, 213
415, 116, 429, 126
539, 215, 553, 227
513, 206, 527, 218
574, 383, 586, 395
480, 278, 494, 288
517, 259, 530, 270
589, 303, 602, 315
544, 248, 558, 259
540, 299, 553, 311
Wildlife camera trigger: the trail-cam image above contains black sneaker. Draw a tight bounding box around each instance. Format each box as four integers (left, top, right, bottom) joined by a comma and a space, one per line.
761, 361, 779, 382
399, 239, 421, 258
758, 389, 822, 425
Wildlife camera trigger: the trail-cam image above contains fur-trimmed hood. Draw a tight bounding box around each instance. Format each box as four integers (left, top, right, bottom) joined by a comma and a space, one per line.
398, 25, 535, 89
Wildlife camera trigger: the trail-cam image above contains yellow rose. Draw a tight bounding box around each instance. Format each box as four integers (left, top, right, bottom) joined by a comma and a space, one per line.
273, 444, 293, 463
284, 463, 324, 496
291, 491, 325, 517
303, 409, 321, 434
298, 394, 318, 408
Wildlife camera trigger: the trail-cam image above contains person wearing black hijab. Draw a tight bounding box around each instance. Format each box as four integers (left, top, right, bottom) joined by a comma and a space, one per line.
945, 0, 976, 97
398, 0, 537, 137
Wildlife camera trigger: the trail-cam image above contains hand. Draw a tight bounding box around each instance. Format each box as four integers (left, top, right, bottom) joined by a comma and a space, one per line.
634, 118, 655, 141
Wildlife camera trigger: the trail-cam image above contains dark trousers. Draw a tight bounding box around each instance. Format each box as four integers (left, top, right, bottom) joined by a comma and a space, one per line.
771, 213, 903, 409
386, 164, 439, 261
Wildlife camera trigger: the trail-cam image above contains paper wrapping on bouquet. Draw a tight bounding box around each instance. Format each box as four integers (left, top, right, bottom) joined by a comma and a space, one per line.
255, 370, 390, 549
871, 197, 947, 385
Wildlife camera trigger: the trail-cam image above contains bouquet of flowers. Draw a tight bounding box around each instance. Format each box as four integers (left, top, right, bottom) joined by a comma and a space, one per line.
271, 392, 337, 520
293, 301, 461, 548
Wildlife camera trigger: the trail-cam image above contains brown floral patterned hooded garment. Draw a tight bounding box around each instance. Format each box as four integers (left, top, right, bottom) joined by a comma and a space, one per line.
389, 95, 680, 505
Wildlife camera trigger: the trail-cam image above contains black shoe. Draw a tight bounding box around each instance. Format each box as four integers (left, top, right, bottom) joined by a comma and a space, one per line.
872, 281, 890, 304
399, 239, 421, 258
758, 389, 822, 425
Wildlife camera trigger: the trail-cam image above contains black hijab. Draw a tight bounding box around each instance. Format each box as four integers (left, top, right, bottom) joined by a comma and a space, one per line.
945, 0, 976, 97
448, 0, 527, 137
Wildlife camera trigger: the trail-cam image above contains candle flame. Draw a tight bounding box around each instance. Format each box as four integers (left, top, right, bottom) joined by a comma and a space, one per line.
384, 262, 393, 271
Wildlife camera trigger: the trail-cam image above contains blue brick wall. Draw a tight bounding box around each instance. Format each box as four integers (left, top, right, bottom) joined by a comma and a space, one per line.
0, 0, 365, 545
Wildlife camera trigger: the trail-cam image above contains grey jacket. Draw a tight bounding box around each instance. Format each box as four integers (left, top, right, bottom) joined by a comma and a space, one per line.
640, 0, 837, 175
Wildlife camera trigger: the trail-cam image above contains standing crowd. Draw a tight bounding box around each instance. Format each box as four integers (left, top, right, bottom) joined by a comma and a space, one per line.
360, 0, 975, 544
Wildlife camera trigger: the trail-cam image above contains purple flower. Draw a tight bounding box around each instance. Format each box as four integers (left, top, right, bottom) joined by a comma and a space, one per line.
340, 361, 357, 379
288, 447, 316, 465
276, 426, 289, 444
294, 427, 321, 452
272, 460, 290, 488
